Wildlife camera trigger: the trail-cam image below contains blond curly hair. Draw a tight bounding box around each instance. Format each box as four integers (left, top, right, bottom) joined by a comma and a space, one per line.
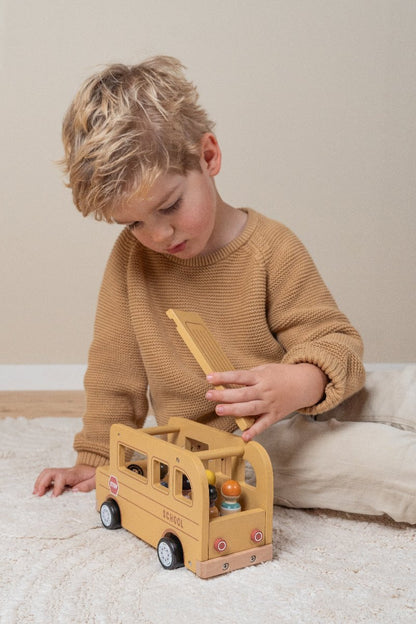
60, 56, 214, 221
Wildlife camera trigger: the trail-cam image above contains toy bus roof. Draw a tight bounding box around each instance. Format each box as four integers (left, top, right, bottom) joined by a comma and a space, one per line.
112, 417, 247, 457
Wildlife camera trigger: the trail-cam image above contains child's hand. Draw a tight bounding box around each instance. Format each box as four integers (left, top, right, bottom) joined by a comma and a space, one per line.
33, 465, 96, 498
206, 363, 328, 442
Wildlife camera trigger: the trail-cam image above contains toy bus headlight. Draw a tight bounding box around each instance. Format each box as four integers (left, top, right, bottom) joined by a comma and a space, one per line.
250, 529, 264, 543
214, 537, 227, 552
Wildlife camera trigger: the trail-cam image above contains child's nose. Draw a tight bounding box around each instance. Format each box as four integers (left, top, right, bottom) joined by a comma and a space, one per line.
151, 223, 174, 243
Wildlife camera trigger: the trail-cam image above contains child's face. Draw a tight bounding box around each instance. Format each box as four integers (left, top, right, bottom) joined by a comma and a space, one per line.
113, 136, 226, 259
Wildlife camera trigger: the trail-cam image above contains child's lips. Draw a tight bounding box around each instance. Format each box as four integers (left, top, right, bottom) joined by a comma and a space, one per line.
166, 241, 187, 254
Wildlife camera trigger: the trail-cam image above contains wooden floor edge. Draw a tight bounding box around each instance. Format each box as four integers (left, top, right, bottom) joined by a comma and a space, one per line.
0, 391, 85, 418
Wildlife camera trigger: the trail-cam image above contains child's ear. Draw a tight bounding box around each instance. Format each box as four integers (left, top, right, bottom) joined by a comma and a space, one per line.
200, 133, 222, 176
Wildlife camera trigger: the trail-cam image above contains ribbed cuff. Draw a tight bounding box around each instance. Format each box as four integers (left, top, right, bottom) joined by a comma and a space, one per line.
76, 451, 109, 468
281, 347, 348, 415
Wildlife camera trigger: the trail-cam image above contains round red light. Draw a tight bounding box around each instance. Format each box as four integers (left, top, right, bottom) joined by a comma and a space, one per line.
214, 537, 227, 552
251, 529, 264, 543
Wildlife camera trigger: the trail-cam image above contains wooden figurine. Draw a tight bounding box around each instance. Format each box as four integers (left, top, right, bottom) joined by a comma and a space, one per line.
220, 480, 242, 515
209, 484, 220, 518
206, 470, 219, 518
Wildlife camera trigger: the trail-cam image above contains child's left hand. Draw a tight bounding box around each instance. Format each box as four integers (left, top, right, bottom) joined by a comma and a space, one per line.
205, 362, 328, 442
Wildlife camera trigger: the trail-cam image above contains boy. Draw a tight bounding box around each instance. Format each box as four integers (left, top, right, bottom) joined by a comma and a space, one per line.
36, 55, 401, 520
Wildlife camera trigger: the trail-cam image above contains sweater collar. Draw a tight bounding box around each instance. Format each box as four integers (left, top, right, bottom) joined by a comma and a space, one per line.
159, 208, 259, 267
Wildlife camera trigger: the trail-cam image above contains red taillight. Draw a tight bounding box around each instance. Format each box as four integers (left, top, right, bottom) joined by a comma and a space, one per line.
214, 537, 227, 552
250, 529, 264, 543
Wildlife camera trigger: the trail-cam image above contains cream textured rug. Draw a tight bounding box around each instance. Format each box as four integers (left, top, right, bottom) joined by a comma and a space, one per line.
1, 366, 416, 623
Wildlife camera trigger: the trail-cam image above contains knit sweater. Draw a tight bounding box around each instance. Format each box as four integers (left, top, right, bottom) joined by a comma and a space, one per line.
74, 208, 365, 467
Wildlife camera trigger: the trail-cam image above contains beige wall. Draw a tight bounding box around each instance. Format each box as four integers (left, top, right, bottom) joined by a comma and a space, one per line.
1, 0, 415, 364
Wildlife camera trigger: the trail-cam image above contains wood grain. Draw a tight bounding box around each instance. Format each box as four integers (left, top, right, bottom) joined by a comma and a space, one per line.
0, 391, 85, 418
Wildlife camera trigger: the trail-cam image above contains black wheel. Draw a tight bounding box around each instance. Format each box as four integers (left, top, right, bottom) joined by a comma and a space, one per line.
127, 463, 144, 475
157, 534, 184, 570
100, 499, 121, 530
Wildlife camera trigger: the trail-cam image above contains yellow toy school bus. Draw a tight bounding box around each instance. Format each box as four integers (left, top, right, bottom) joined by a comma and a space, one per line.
96, 309, 274, 578
96, 416, 273, 579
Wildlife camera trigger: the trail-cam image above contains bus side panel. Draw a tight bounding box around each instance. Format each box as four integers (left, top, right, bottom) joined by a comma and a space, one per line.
97, 466, 205, 572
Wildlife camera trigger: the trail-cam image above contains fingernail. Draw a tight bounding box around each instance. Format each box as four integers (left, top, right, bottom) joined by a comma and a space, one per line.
206, 374, 213, 381
206, 391, 213, 400
216, 406, 224, 415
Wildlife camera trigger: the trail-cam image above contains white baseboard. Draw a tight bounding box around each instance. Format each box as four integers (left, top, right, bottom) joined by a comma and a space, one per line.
364, 363, 411, 371
0, 365, 87, 391
0, 363, 412, 391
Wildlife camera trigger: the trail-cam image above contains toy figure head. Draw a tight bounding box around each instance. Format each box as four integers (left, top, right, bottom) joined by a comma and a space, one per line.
221, 480, 241, 498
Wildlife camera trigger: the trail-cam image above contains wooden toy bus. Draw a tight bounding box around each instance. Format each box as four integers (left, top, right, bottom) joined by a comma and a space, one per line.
96, 310, 274, 578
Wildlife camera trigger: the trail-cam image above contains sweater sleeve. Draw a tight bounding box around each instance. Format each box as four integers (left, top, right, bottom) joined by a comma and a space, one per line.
74, 230, 149, 466
267, 226, 365, 415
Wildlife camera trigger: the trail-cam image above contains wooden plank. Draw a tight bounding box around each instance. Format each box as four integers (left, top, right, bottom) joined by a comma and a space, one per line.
0, 391, 85, 418
166, 309, 255, 431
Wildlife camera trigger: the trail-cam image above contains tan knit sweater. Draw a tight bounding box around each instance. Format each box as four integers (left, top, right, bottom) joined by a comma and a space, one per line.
75, 208, 365, 467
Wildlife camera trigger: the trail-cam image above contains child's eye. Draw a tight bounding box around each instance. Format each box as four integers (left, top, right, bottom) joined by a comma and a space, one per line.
127, 198, 181, 231
127, 221, 143, 231
160, 198, 181, 215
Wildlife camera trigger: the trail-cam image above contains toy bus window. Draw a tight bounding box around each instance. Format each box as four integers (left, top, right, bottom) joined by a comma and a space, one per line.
153, 459, 169, 492
244, 460, 257, 488
185, 437, 209, 453
173, 468, 193, 506
119, 444, 148, 480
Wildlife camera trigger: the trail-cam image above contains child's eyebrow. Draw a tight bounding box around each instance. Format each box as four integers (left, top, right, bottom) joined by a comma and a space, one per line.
113, 185, 181, 225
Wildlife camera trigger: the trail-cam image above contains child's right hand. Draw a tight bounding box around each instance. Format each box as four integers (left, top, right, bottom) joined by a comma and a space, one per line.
33, 465, 96, 498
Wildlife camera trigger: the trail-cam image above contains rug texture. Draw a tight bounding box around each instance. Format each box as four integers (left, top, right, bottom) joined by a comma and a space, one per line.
1, 366, 416, 623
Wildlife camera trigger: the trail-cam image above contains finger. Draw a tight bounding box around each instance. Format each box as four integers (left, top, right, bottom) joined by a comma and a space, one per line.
52, 473, 69, 498
241, 414, 277, 442
206, 369, 257, 387
215, 400, 265, 418
73, 475, 96, 493
33, 469, 49, 493
33, 469, 56, 496
206, 385, 258, 404
56, 467, 96, 495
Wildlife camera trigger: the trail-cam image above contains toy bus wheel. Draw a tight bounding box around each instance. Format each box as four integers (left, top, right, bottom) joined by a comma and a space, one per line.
157, 534, 184, 570
100, 499, 121, 530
